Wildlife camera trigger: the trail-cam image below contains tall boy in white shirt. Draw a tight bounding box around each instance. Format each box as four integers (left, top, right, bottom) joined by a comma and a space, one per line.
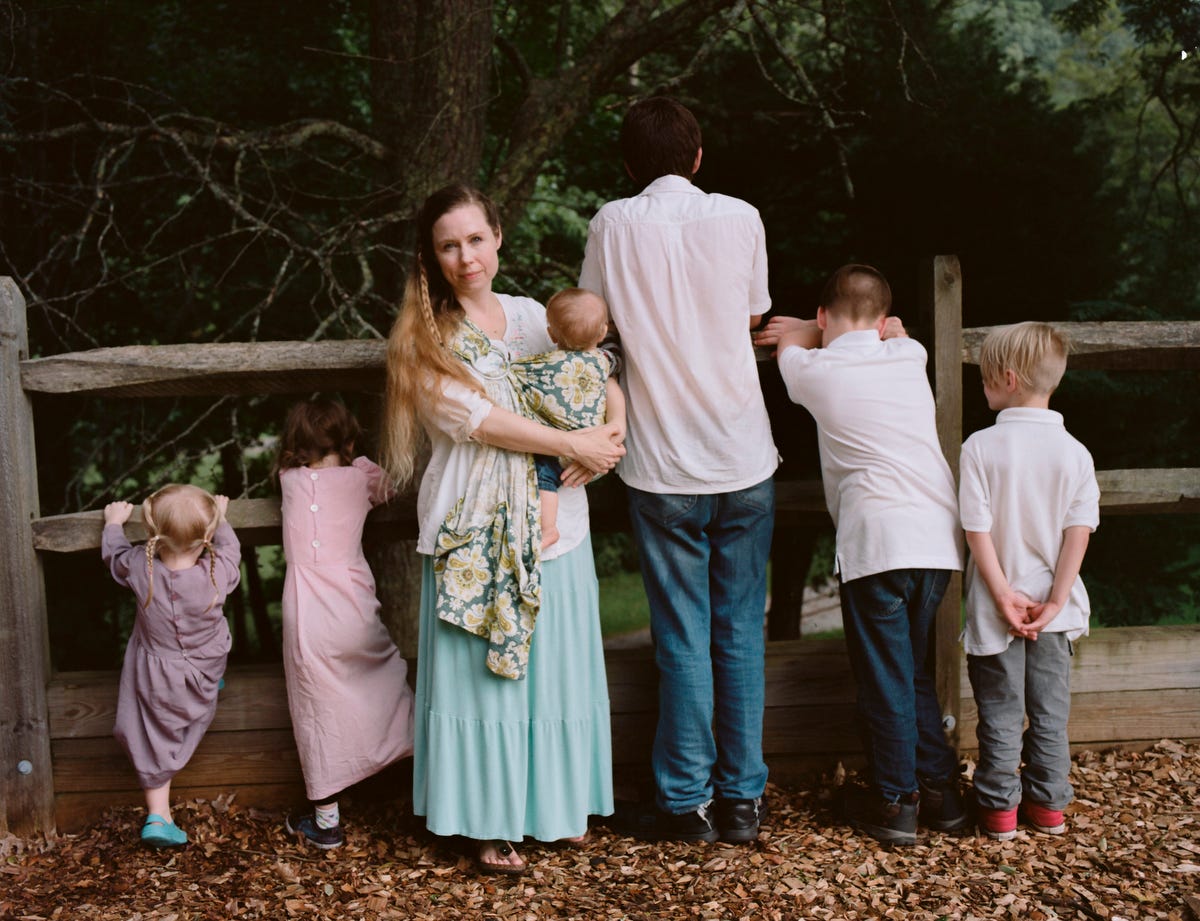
579, 97, 778, 844
959, 322, 1099, 840
759, 264, 966, 846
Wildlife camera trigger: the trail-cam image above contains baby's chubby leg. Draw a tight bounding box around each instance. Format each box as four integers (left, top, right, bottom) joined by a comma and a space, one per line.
540, 489, 560, 549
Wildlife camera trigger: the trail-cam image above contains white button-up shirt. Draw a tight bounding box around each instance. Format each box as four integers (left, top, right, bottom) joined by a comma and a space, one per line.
580, 175, 778, 493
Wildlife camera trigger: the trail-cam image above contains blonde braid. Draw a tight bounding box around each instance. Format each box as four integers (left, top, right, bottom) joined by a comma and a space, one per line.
417, 261, 445, 348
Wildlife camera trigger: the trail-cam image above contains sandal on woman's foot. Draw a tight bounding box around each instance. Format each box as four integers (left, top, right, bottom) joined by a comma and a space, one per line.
141, 813, 188, 849
476, 840, 526, 876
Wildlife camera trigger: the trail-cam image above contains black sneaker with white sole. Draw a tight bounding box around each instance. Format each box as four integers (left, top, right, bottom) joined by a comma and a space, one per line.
837, 784, 919, 846
917, 776, 970, 833
652, 800, 720, 843
286, 812, 345, 850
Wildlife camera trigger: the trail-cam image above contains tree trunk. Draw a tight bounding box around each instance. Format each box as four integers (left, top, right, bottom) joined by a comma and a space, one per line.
370, 0, 493, 207
368, 1, 494, 656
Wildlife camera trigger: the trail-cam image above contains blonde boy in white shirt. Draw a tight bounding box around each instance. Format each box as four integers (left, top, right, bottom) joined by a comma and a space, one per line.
960, 322, 1099, 841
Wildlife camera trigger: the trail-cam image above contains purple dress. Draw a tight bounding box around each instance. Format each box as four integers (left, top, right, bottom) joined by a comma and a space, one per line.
103, 521, 240, 789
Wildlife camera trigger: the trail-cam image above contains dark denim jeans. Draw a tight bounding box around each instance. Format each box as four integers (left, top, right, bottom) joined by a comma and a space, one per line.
626, 478, 775, 813
839, 568, 959, 801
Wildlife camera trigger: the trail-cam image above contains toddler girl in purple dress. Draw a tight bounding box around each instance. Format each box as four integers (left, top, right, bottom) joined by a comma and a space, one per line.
103, 484, 240, 848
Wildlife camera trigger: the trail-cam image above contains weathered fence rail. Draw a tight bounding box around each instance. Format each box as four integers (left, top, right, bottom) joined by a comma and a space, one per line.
3, 265, 1199, 835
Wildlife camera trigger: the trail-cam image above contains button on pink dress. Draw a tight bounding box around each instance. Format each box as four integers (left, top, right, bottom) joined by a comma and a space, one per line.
280, 457, 415, 801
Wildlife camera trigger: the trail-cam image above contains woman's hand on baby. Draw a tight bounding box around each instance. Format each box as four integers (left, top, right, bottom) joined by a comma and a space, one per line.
880, 316, 908, 340
563, 423, 625, 477
103, 501, 134, 525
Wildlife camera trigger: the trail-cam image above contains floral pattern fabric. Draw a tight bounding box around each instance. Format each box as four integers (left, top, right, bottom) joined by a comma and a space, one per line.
434, 318, 609, 679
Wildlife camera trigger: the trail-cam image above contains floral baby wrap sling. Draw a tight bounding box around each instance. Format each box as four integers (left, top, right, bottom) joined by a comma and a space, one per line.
434, 317, 610, 679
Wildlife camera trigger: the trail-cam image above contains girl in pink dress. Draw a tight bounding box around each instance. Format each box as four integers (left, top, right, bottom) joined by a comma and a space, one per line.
103, 484, 239, 849
277, 397, 415, 849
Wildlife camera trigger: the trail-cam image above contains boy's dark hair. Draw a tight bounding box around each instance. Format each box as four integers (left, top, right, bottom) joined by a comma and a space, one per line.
620, 97, 702, 187
277, 397, 360, 473
820, 264, 892, 323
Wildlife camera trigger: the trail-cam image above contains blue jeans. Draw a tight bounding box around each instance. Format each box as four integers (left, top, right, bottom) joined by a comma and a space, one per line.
626, 478, 775, 813
535, 455, 561, 492
839, 568, 959, 801
968, 633, 1074, 811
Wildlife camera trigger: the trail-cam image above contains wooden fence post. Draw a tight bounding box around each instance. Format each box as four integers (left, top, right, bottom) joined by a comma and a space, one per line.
924, 257, 964, 750
0, 277, 55, 835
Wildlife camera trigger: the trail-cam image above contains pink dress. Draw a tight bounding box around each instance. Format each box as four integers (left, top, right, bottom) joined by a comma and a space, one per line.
280, 457, 415, 801
104, 521, 239, 790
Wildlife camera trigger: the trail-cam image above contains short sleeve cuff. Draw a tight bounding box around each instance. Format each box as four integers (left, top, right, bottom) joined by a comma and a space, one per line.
429, 379, 493, 442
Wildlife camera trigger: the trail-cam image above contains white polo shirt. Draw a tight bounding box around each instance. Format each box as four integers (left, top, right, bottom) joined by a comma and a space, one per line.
960, 407, 1100, 656
778, 331, 964, 581
579, 175, 778, 493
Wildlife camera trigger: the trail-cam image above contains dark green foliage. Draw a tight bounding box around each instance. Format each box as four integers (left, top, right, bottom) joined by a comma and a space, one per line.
1060, 0, 1200, 46
4, 0, 1198, 664
592, 533, 641, 579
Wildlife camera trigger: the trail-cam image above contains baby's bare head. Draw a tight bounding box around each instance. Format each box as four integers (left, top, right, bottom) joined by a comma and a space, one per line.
546, 288, 609, 351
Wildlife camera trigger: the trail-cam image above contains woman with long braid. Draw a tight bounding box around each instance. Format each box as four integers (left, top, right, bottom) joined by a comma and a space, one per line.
102, 484, 240, 848
382, 185, 623, 875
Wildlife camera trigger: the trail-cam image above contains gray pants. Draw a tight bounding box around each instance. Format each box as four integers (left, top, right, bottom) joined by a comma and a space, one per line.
967, 633, 1074, 811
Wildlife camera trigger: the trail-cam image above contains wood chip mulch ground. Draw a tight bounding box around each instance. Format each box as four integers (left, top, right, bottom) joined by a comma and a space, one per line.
3, 740, 1198, 920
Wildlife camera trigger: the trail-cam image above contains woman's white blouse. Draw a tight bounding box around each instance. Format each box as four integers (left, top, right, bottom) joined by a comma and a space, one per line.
414, 293, 590, 561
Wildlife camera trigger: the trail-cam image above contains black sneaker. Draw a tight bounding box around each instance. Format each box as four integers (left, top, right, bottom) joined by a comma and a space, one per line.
837, 784, 918, 846
653, 801, 719, 843
714, 797, 766, 844
286, 812, 345, 850
918, 776, 969, 833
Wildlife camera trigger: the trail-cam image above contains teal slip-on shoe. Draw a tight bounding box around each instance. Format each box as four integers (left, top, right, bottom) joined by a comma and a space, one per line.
141, 814, 188, 848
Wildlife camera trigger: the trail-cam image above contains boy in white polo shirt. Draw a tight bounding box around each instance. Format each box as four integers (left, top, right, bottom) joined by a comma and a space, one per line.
759, 263, 966, 846
960, 322, 1099, 841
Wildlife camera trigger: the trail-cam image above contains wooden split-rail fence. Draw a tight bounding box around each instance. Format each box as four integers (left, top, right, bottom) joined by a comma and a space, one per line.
2, 258, 1198, 836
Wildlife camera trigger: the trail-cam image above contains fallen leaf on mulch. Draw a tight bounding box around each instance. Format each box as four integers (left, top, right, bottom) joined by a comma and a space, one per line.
2, 740, 1197, 920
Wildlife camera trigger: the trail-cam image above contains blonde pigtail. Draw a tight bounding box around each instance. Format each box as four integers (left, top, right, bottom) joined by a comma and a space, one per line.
141, 495, 161, 610
143, 536, 159, 609
202, 536, 220, 615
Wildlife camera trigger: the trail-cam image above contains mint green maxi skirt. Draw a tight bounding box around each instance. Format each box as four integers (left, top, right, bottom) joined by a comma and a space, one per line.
412, 534, 614, 842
